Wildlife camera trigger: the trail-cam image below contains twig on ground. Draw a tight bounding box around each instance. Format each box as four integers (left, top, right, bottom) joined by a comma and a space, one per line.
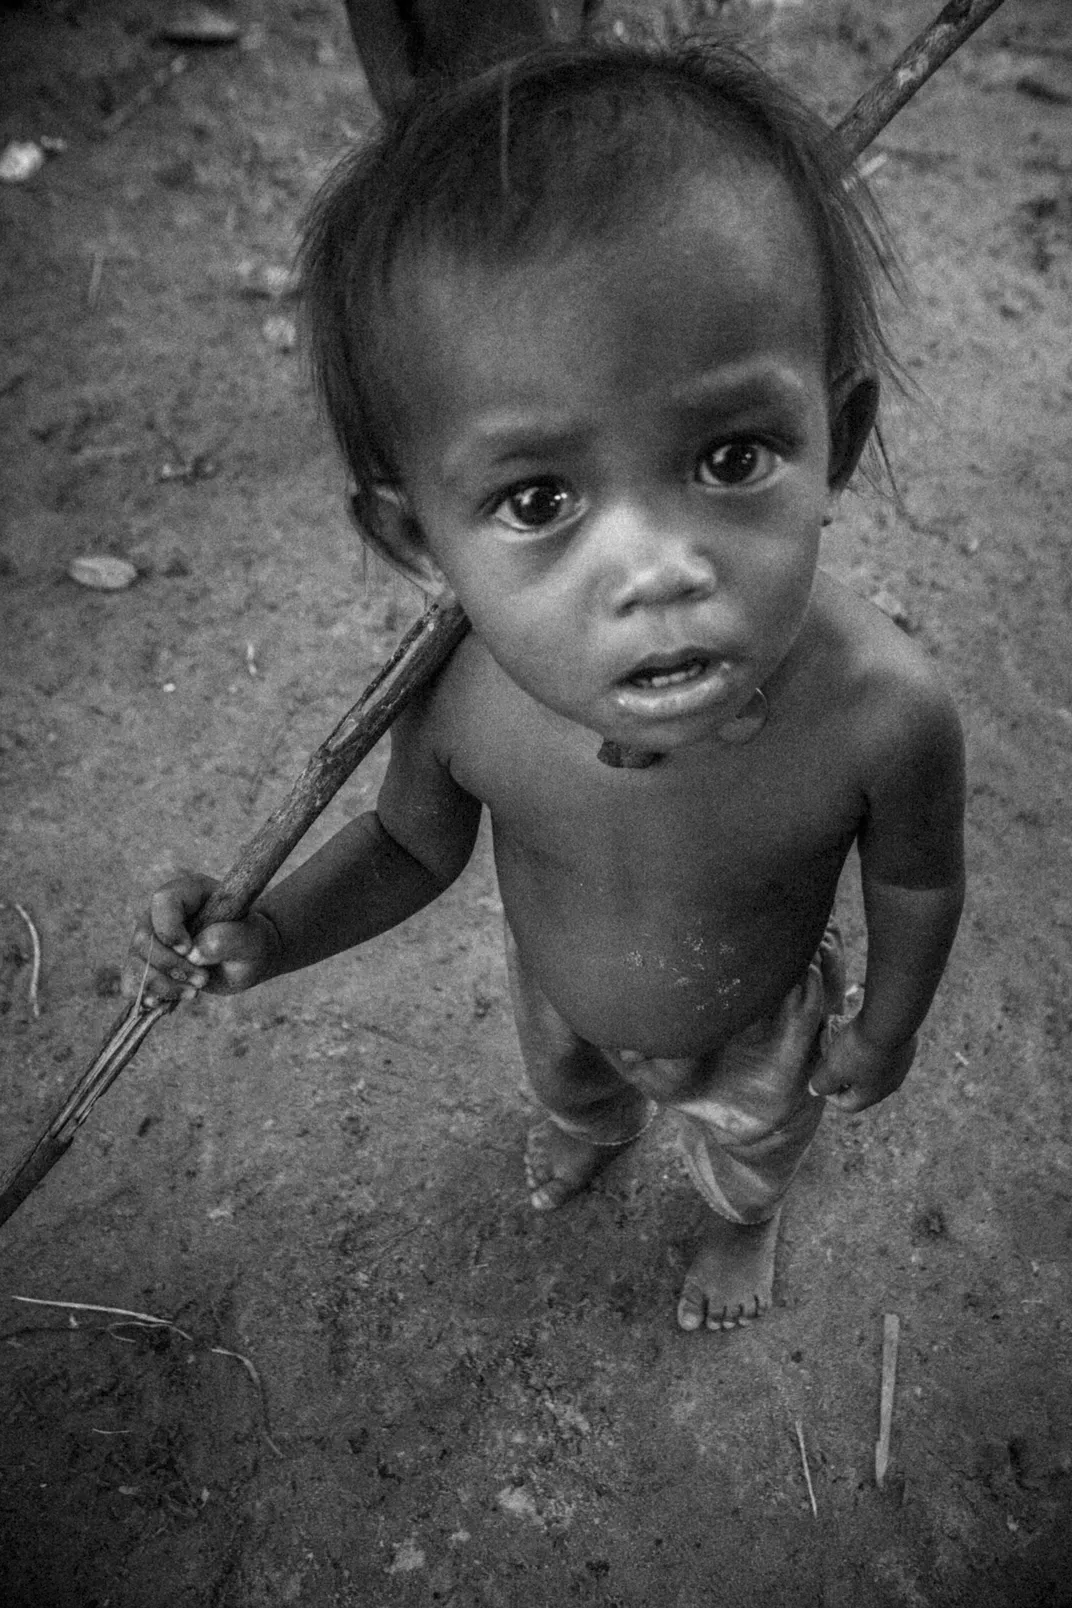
3, 902, 43, 1017
211, 1344, 283, 1456
87, 247, 104, 308
100, 55, 187, 136
795, 1419, 819, 1518
10, 1295, 283, 1456
875, 1312, 901, 1488
876, 142, 957, 168
12, 1295, 194, 1337
982, 39, 1072, 63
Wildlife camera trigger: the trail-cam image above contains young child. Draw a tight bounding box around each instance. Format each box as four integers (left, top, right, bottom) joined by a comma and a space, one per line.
125, 41, 965, 1332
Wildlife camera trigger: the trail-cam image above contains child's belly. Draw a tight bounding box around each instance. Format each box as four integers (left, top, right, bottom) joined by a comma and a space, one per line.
497, 862, 840, 1057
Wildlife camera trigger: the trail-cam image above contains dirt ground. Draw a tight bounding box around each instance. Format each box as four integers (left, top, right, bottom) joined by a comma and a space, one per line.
1, 1, 1071, 1604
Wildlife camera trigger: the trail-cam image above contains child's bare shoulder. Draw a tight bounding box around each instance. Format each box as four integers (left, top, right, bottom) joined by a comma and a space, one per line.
391, 625, 516, 761
813, 573, 962, 767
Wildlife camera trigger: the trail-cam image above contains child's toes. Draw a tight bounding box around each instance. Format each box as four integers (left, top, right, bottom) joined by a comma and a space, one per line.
707, 1301, 755, 1331
524, 1145, 575, 1210
527, 1175, 572, 1211
676, 1280, 707, 1331
523, 1120, 617, 1211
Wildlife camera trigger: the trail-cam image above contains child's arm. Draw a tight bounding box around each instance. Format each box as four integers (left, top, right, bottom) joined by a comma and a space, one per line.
809, 673, 966, 1113
123, 698, 481, 1003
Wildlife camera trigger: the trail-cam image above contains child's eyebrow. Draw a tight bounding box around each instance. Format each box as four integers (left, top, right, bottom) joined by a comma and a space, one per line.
437, 365, 818, 485
440, 415, 592, 482
667, 363, 815, 414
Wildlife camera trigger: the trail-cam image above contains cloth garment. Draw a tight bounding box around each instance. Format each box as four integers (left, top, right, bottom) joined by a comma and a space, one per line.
505, 921, 845, 1225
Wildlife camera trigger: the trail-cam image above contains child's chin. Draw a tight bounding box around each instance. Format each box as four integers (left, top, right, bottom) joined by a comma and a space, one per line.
600, 721, 706, 757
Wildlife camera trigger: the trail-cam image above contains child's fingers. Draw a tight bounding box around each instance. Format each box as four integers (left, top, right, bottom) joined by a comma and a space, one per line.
808, 1073, 869, 1111
184, 921, 247, 970
120, 940, 199, 1003
806, 1060, 847, 1099
185, 916, 277, 994
822, 1085, 871, 1112
122, 870, 220, 1004
809, 1058, 895, 1111
148, 871, 216, 954
807, 1050, 866, 1105
123, 891, 273, 1007
808, 1077, 855, 1102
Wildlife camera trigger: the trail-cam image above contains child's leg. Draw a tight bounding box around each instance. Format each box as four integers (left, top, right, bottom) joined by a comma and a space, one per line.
505, 927, 653, 1209
673, 925, 845, 1331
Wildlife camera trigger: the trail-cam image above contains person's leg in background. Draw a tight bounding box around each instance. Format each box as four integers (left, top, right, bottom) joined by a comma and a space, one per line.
341, 1, 592, 118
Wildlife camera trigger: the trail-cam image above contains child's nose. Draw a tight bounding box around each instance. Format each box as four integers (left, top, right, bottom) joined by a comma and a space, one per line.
599, 507, 717, 616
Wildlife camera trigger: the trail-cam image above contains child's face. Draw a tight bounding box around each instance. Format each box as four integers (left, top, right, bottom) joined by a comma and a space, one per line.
386, 167, 856, 752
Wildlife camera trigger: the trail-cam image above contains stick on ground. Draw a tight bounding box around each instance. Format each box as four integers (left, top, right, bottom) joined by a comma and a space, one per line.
0, 0, 1007, 1231
3, 901, 43, 1018
875, 1312, 901, 1488
0, 597, 467, 1228
795, 1419, 820, 1518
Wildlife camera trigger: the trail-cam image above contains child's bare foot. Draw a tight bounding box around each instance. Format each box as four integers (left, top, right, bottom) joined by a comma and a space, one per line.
676, 1208, 782, 1331
525, 1118, 625, 1210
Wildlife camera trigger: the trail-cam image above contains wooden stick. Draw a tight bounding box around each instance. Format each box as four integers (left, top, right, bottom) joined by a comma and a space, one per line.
0, 0, 1008, 1231
99, 55, 188, 137
2, 901, 43, 1018
837, 0, 1008, 159
875, 1312, 901, 1488
795, 1419, 819, 1518
0, 597, 467, 1228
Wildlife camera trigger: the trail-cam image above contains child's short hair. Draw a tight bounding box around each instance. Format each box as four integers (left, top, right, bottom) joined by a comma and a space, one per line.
300, 37, 895, 541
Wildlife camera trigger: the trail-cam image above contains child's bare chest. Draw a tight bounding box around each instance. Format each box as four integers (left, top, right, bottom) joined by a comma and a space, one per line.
450, 664, 859, 883
445, 680, 861, 1052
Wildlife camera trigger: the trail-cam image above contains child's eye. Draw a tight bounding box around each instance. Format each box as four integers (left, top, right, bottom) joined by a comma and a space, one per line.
697, 440, 781, 489
490, 478, 579, 532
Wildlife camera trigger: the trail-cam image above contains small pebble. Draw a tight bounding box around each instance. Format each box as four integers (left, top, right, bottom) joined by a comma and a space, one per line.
67, 555, 138, 591
870, 586, 914, 632
0, 142, 45, 184
262, 314, 297, 352
236, 261, 298, 300
159, 7, 241, 45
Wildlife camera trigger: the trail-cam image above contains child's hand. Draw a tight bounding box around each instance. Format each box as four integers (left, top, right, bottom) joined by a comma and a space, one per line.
122, 870, 280, 1005
808, 1017, 917, 1113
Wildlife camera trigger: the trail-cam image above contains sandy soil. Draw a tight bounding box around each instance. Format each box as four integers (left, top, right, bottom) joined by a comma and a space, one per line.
1, 2, 1071, 1604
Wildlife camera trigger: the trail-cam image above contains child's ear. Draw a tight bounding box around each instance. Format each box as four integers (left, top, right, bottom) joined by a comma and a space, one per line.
350, 483, 448, 595
826, 372, 880, 495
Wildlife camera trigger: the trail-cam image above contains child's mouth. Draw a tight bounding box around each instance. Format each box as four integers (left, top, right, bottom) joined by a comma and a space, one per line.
626, 657, 708, 690
614, 652, 739, 722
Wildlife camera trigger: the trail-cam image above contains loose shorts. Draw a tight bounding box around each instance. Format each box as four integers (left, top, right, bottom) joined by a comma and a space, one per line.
505, 922, 845, 1225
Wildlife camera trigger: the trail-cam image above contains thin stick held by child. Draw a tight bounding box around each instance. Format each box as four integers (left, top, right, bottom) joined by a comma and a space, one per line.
126, 41, 965, 1332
